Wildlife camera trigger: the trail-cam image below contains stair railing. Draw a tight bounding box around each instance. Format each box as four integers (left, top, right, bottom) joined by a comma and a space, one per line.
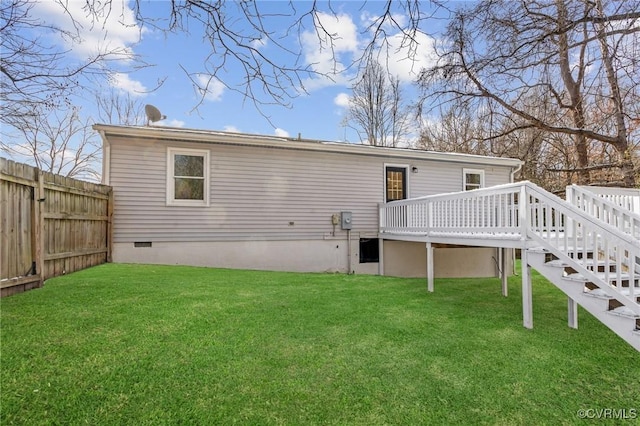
571, 185, 640, 213
567, 185, 640, 240
524, 183, 638, 313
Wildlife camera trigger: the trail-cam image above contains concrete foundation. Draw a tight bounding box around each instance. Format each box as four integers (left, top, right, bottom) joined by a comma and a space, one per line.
113, 238, 505, 279
383, 240, 503, 278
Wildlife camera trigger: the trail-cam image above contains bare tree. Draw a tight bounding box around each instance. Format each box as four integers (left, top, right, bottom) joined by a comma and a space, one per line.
94, 89, 146, 126
1, 106, 101, 181
2, 0, 451, 119
86, 0, 443, 111
418, 103, 492, 155
0, 0, 138, 125
346, 61, 411, 147
419, 0, 640, 187
2, 0, 447, 183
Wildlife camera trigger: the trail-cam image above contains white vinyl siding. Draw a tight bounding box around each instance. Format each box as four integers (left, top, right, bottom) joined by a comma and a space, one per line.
108, 135, 514, 243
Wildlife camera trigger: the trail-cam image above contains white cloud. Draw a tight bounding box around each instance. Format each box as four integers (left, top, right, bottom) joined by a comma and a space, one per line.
301, 12, 361, 90
274, 128, 289, 137
299, 11, 437, 90
196, 74, 225, 102
250, 37, 268, 49
358, 11, 439, 83
334, 92, 351, 108
110, 73, 146, 95
376, 32, 439, 83
360, 11, 407, 32
224, 125, 241, 133
31, 0, 142, 61
167, 119, 185, 127
153, 119, 185, 128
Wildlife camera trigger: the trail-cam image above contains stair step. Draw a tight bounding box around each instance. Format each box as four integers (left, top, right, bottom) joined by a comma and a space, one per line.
565, 272, 640, 283
608, 305, 640, 319
546, 259, 622, 276
529, 247, 597, 261
584, 287, 640, 299
528, 246, 548, 254
584, 288, 612, 299
586, 286, 640, 297
545, 259, 568, 268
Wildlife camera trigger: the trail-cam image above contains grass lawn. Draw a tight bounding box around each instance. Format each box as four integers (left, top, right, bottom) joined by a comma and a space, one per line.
1, 263, 638, 425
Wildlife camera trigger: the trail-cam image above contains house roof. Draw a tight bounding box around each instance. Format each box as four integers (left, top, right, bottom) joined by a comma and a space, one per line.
93, 123, 523, 168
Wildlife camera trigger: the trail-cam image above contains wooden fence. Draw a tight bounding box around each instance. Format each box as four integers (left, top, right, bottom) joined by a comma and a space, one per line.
1, 158, 113, 297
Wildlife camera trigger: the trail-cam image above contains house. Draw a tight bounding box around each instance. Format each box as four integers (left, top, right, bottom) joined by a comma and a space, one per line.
94, 124, 522, 278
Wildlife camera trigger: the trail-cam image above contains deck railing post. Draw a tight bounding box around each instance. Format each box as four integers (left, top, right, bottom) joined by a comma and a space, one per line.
427, 200, 433, 238
519, 184, 528, 241
379, 203, 386, 232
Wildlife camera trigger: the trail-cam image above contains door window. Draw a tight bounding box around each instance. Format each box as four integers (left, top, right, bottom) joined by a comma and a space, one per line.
386, 166, 407, 202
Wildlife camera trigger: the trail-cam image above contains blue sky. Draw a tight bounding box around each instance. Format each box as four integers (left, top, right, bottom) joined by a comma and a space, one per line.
26, 1, 458, 143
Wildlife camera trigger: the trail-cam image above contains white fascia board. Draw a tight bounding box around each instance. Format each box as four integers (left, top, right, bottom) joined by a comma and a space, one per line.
92, 124, 523, 168
95, 128, 111, 185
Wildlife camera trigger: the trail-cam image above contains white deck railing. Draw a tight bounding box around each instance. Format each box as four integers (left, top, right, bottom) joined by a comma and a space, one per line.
379, 181, 639, 313
379, 182, 522, 238
567, 185, 640, 240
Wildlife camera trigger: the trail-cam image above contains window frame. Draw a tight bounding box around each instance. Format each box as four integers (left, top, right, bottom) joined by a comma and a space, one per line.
384, 164, 409, 202
463, 168, 485, 191
166, 147, 210, 207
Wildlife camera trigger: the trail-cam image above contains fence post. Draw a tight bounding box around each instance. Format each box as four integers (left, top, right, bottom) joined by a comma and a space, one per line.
35, 170, 45, 284
30, 173, 38, 278
107, 189, 114, 263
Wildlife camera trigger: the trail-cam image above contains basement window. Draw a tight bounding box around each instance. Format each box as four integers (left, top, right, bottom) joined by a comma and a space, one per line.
359, 238, 379, 263
134, 242, 152, 248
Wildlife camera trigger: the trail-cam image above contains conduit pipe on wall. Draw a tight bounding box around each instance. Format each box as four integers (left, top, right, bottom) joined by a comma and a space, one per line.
347, 229, 352, 274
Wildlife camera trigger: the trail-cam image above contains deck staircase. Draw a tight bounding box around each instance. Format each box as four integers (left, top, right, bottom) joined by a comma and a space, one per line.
379, 181, 640, 351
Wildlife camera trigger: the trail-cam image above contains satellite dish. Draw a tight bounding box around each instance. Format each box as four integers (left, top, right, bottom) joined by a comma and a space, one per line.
145, 104, 166, 125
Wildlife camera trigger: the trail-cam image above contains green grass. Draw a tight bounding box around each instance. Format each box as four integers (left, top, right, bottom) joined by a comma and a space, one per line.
1, 263, 638, 425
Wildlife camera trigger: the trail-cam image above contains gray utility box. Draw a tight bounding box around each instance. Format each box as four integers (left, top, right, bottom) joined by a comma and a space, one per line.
341, 211, 353, 230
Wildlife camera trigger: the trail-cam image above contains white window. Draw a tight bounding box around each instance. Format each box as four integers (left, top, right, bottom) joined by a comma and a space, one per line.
167, 148, 210, 206
463, 169, 484, 191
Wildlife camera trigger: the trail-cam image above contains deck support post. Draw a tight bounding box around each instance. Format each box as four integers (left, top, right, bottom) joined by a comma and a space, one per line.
378, 238, 384, 276
568, 297, 578, 329
521, 249, 533, 329
500, 247, 508, 297
426, 242, 434, 292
